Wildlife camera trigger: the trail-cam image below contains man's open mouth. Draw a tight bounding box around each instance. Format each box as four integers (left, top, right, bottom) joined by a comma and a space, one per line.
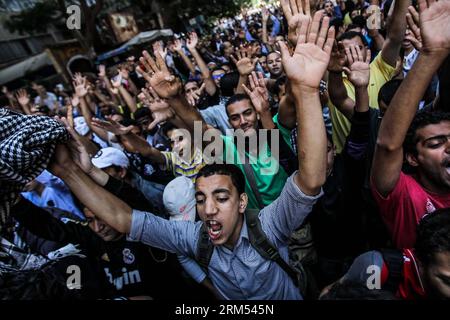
206, 220, 223, 240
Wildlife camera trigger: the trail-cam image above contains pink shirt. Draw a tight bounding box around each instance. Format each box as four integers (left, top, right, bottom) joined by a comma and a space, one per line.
372, 172, 450, 248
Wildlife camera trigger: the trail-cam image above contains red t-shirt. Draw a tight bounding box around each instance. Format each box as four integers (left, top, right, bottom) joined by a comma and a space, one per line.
372, 172, 450, 248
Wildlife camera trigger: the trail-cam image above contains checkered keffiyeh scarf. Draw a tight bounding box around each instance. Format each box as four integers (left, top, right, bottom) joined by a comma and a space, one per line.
0, 108, 69, 231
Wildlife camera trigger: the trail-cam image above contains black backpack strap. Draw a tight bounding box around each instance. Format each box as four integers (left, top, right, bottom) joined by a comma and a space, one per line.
196, 223, 214, 272
380, 248, 404, 293
245, 209, 300, 287
241, 152, 265, 210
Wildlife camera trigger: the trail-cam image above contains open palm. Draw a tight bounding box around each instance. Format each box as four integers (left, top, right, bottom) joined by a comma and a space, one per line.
284, 43, 332, 87
280, 11, 335, 88
419, 0, 450, 54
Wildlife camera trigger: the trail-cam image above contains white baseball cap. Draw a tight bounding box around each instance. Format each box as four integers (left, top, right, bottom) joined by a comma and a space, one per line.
91, 147, 129, 169
74, 116, 90, 136
163, 176, 196, 222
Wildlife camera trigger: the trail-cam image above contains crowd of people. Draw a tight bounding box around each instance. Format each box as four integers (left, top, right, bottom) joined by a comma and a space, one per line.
0, 0, 449, 300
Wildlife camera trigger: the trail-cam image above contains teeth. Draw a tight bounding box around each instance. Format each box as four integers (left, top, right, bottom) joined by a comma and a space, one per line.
210, 221, 218, 225
211, 229, 221, 236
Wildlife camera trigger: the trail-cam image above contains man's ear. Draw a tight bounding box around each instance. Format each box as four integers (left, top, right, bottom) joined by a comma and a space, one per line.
119, 168, 128, 179
405, 152, 419, 167
238, 193, 248, 214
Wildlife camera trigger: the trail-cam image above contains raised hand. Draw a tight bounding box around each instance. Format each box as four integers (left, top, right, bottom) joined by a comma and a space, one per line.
230, 45, 258, 76
172, 39, 184, 53
406, 6, 422, 51
281, 0, 312, 46
142, 87, 175, 130
92, 116, 134, 136
342, 45, 371, 88
98, 64, 106, 78
119, 66, 130, 80
186, 32, 199, 51
418, 0, 450, 55
62, 117, 94, 175
262, 7, 270, 22
279, 10, 335, 89
72, 73, 88, 98
242, 71, 270, 114
152, 41, 168, 60
71, 95, 80, 107
111, 74, 123, 88
186, 83, 206, 107
136, 50, 182, 99
15, 89, 30, 106
328, 41, 346, 72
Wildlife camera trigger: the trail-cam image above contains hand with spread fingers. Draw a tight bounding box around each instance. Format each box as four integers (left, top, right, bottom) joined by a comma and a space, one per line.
185, 83, 206, 107
91, 116, 134, 136
281, 0, 312, 46
328, 40, 346, 73
62, 117, 94, 175
279, 10, 335, 89
142, 86, 175, 130
242, 71, 270, 114
152, 41, 168, 61
15, 89, 30, 106
136, 50, 182, 99
342, 45, 371, 88
98, 64, 106, 78
406, 5, 422, 51
186, 32, 199, 51
230, 45, 258, 76
418, 0, 450, 55
72, 73, 88, 98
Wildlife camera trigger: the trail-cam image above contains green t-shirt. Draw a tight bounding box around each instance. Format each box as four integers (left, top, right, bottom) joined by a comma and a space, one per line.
221, 114, 293, 209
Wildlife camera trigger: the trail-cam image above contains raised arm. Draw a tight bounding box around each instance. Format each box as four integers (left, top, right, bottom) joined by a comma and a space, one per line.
136, 50, 210, 136
242, 71, 275, 130
381, 0, 410, 67
367, 0, 385, 52
281, 0, 312, 47
49, 144, 132, 234
15, 89, 32, 115
327, 41, 355, 119
279, 10, 334, 195
372, 0, 450, 196
72, 73, 110, 142
342, 45, 371, 113
111, 73, 138, 114
172, 39, 196, 75
186, 32, 217, 97
91, 117, 165, 165
230, 45, 258, 94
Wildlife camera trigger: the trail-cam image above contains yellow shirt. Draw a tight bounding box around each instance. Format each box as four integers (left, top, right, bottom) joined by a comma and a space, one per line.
329, 53, 396, 154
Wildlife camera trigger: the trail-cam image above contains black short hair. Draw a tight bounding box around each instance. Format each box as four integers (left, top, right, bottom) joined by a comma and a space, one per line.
320, 281, 398, 300
196, 164, 246, 195
225, 93, 251, 116
351, 15, 367, 29
378, 79, 403, 106
161, 121, 177, 138
415, 208, 450, 267
404, 111, 450, 156
330, 18, 344, 31
134, 107, 151, 122
220, 72, 240, 97
337, 31, 368, 47
273, 76, 287, 96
